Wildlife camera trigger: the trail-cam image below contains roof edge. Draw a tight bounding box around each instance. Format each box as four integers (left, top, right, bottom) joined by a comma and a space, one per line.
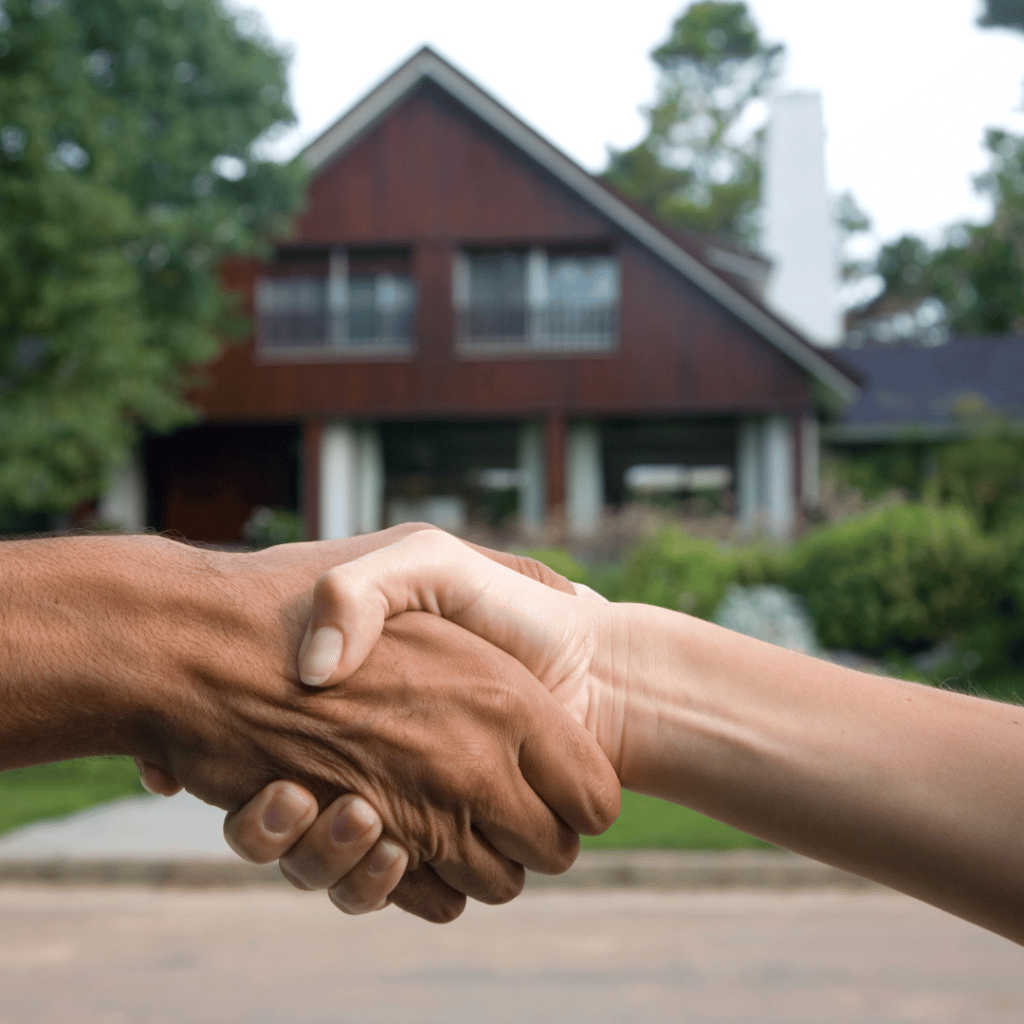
301, 47, 859, 406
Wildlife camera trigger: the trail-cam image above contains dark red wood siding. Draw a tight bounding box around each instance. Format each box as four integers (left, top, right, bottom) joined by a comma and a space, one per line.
194, 84, 811, 423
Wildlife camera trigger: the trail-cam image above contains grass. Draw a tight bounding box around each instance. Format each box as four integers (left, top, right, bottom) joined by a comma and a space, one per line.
0, 759, 769, 854
581, 789, 771, 851
0, 757, 145, 837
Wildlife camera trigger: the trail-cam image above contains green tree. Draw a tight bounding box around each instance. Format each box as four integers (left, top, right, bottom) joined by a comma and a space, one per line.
603, 2, 783, 244
0, 0, 301, 518
848, 3, 1024, 341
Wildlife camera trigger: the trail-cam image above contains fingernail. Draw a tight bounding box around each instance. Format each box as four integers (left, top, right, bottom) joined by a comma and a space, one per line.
299, 626, 343, 686
263, 785, 311, 835
331, 797, 378, 845
365, 839, 402, 876
134, 759, 158, 795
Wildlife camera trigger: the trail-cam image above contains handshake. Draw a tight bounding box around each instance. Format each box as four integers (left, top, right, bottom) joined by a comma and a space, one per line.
1, 525, 623, 924
5, 523, 1023, 943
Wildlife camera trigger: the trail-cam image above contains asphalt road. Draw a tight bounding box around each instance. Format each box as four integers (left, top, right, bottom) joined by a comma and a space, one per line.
1, 886, 1021, 1024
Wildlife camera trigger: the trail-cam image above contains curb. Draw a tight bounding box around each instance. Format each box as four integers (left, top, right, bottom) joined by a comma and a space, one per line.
0, 850, 878, 892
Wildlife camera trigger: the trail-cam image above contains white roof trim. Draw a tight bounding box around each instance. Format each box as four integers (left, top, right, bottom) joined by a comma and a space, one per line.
302, 48, 858, 405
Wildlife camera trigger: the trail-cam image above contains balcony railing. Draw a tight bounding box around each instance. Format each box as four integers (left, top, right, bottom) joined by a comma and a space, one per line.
456, 302, 617, 352
256, 279, 414, 352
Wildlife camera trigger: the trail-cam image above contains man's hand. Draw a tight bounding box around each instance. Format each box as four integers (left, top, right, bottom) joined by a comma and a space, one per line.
0, 527, 619, 924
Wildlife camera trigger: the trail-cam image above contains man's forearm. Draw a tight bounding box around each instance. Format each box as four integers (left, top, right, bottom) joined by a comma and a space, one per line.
0, 534, 231, 770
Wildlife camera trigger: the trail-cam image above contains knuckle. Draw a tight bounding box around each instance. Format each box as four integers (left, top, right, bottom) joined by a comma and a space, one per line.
547, 831, 581, 875
584, 779, 622, 835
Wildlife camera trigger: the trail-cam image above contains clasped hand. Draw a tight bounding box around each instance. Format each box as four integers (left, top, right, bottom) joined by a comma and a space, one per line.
220, 528, 627, 921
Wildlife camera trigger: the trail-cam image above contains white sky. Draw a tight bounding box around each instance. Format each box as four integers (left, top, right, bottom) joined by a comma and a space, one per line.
240, 0, 1024, 251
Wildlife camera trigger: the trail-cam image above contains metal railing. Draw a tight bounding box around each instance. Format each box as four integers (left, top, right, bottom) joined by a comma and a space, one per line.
258, 304, 415, 351
456, 302, 617, 352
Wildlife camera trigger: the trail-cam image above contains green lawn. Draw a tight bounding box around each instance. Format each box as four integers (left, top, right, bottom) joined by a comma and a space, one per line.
581, 789, 771, 851
0, 758, 767, 852
0, 757, 145, 836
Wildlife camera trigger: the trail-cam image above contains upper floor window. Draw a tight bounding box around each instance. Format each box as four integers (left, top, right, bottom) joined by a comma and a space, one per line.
257, 248, 415, 354
454, 246, 618, 353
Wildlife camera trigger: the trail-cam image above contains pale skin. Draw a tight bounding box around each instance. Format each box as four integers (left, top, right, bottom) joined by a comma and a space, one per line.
0, 527, 620, 923
232, 528, 1024, 945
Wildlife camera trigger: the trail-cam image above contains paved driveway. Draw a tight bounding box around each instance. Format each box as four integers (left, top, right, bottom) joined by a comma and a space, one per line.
1, 886, 1021, 1024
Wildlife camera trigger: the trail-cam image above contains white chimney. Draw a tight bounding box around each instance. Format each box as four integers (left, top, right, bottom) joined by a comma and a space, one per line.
763, 91, 841, 346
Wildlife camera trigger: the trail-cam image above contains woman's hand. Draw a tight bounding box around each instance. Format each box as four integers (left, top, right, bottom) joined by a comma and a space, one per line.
224, 529, 631, 919
298, 528, 628, 773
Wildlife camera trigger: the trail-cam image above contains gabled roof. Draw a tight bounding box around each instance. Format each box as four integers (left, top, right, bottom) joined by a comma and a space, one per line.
827, 336, 1024, 442
302, 46, 860, 407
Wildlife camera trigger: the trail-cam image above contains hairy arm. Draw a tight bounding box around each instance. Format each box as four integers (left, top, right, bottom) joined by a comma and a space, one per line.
0, 529, 619, 923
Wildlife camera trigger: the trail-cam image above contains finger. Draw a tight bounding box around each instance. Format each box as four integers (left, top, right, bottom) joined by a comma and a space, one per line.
279, 794, 384, 890
134, 759, 183, 797
328, 836, 408, 915
464, 543, 576, 595
519, 698, 622, 836
430, 830, 526, 906
223, 781, 318, 864
299, 529, 577, 687
388, 864, 467, 924
572, 581, 608, 603
476, 809, 580, 877
468, 759, 581, 874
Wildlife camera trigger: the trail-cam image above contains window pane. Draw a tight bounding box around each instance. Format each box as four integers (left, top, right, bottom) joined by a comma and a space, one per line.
547, 256, 618, 304
469, 252, 526, 307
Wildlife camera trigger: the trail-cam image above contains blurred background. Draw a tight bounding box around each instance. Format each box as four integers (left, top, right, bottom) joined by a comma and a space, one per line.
2, 2, 1024, 1014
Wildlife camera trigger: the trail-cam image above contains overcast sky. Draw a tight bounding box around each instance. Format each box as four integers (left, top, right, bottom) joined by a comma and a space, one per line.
239, 0, 1024, 252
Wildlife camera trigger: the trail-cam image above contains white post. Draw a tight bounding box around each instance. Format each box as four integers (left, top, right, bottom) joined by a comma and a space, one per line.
320, 421, 359, 540
736, 418, 763, 533
566, 421, 603, 536
517, 421, 545, 532
97, 446, 146, 533
763, 92, 841, 346
763, 415, 795, 539
801, 415, 821, 510
357, 424, 384, 534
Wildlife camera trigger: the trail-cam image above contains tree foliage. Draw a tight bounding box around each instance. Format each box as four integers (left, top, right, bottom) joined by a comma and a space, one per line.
849, 6, 1024, 342
603, 2, 783, 244
0, 0, 302, 514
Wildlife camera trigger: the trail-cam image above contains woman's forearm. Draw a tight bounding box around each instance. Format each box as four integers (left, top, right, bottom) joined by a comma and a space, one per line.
609, 603, 1024, 943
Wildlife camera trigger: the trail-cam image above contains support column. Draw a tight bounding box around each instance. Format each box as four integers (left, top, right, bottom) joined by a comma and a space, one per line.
544, 412, 566, 526
97, 446, 146, 533
763, 414, 795, 539
319, 421, 385, 539
736, 418, 763, 533
356, 424, 384, 534
517, 421, 545, 532
566, 421, 603, 536
320, 421, 358, 540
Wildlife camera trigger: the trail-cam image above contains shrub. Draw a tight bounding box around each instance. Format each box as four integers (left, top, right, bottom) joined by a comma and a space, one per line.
600, 528, 749, 617
783, 502, 1002, 656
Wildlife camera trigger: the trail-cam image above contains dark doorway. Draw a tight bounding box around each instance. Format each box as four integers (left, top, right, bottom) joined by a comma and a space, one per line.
601, 417, 737, 506
145, 422, 301, 545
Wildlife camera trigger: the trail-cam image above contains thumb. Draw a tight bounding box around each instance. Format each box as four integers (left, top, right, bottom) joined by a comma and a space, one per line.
297, 529, 576, 687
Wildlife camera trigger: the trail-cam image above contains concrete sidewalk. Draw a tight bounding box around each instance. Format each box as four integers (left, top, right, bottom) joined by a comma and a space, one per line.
0, 791, 877, 891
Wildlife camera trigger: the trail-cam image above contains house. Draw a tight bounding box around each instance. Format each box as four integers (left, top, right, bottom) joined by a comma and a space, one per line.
105, 47, 860, 545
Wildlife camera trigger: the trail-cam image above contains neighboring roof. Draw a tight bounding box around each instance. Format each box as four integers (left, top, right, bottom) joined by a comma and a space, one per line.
826, 336, 1024, 443
301, 46, 860, 408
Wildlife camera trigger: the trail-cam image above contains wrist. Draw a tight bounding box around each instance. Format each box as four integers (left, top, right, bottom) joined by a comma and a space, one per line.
0, 534, 249, 771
